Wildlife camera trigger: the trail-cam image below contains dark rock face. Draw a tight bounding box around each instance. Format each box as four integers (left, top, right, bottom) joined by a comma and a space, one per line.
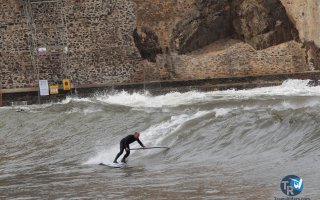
231, 0, 299, 50
170, 0, 299, 54
171, 0, 233, 54
133, 27, 162, 62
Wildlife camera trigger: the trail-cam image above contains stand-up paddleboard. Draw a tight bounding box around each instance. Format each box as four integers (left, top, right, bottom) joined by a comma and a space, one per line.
99, 162, 127, 168
130, 146, 170, 150
98, 147, 169, 168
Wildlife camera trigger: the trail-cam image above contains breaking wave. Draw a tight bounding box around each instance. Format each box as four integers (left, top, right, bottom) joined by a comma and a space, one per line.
1, 79, 320, 199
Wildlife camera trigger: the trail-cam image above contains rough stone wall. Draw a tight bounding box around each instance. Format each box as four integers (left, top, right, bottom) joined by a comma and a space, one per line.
65, 0, 142, 85
1, 0, 143, 89
174, 40, 308, 80
1, 0, 34, 88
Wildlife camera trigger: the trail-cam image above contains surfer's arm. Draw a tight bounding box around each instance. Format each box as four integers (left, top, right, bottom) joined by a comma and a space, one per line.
137, 139, 145, 148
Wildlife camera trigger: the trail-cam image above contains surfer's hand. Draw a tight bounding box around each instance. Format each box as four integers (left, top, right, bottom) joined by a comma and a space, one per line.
125, 147, 129, 151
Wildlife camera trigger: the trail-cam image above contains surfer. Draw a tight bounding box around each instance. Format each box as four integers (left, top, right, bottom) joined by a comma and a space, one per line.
113, 132, 145, 164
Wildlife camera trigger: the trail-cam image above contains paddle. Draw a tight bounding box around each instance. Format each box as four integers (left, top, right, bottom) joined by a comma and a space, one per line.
130, 147, 170, 150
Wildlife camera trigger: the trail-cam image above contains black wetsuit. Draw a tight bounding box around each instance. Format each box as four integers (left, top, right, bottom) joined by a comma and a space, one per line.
114, 135, 144, 163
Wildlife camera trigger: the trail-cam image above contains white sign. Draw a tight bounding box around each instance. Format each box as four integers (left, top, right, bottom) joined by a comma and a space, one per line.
39, 80, 49, 96
37, 47, 47, 55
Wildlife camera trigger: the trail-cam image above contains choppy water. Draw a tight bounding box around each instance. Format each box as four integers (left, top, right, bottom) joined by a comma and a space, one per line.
1, 79, 320, 199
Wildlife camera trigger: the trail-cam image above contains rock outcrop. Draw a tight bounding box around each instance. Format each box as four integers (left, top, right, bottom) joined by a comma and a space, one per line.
171, 0, 233, 54
133, 0, 316, 80
134, 0, 300, 54
280, 0, 320, 70
231, 0, 299, 50
133, 27, 162, 62
280, 0, 320, 47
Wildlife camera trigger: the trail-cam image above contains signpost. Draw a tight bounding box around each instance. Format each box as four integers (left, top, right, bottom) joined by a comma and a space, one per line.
39, 80, 49, 96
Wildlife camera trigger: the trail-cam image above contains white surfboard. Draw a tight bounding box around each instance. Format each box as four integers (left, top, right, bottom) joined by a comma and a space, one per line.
99, 162, 127, 168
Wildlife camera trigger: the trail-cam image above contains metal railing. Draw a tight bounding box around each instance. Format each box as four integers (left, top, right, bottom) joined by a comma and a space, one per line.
22, 0, 71, 103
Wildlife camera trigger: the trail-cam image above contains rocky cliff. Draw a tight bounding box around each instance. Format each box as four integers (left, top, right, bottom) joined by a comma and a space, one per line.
280, 0, 320, 70
1, 0, 319, 89
133, 0, 319, 81
280, 0, 320, 47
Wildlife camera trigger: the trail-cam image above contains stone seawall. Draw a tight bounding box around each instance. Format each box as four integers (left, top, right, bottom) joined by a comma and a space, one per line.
2, 71, 320, 107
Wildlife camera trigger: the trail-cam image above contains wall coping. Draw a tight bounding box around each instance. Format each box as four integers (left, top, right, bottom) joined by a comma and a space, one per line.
2, 71, 320, 94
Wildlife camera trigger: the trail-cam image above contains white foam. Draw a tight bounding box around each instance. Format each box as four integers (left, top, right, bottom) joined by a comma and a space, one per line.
226, 79, 320, 97
214, 108, 232, 117
8, 79, 318, 111
96, 90, 204, 108
84, 145, 119, 165
3, 79, 319, 111
89, 79, 320, 108
60, 96, 93, 104
83, 107, 102, 115
0, 106, 13, 110
65, 107, 81, 114
138, 110, 214, 146
271, 98, 320, 111
63, 105, 102, 115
